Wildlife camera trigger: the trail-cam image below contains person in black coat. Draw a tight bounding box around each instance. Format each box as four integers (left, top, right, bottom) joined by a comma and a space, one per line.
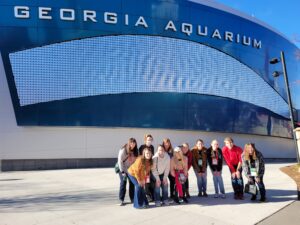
139, 134, 155, 201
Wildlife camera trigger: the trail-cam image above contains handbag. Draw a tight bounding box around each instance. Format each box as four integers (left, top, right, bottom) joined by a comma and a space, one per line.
114, 154, 129, 174
178, 172, 186, 184
244, 183, 257, 195
114, 162, 120, 174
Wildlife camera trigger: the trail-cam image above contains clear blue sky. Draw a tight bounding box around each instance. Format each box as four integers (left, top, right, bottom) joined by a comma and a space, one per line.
215, 0, 300, 49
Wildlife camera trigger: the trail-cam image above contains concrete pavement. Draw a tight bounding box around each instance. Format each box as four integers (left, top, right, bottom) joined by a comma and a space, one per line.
0, 163, 298, 225
257, 201, 300, 225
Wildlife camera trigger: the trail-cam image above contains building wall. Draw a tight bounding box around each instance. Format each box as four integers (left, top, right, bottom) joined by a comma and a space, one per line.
0, 0, 299, 170
1, 54, 296, 170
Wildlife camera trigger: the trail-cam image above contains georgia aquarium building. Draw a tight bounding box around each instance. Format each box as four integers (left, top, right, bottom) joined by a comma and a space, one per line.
1, 0, 300, 170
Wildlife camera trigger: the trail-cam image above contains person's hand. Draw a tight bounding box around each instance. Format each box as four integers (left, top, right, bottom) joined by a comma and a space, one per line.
236, 170, 241, 179
216, 171, 221, 176
163, 179, 168, 186
231, 172, 236, 179
199, 172, 203, 177
138, 180, 145, 187
255, 177, 260, 183
156, 179, 161, 187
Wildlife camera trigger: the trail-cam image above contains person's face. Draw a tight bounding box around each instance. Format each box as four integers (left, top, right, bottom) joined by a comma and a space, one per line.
158, 146, 165, 157
211, 141, 219, 150
225, 141, 233, 150
196, 141, 204, 150
248, 145, 254, 155
144, 150, 152, 160
146, 137, 153, 146
163, 141, 170, 150
175, 151, 182, 160
182, 145, 188, 154
129, 141, 136, 150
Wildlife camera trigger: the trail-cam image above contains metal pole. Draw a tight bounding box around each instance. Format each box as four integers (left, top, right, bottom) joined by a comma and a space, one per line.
280, 51, 300, 163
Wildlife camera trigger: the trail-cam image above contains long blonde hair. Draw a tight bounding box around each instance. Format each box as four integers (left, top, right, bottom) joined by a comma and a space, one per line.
173, 147, 185, 169
244, 143, 257, 161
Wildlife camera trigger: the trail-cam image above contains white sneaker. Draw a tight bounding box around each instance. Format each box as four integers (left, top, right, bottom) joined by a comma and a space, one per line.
119, 201, 125, 206
214, 194, 219, 198
220, 194, 226, 199
163, 200, 170, 206
155, 202, 161, 207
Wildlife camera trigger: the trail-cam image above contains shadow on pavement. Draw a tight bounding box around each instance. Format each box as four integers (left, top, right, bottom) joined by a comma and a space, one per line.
0, 189, 117, 212
0, 189, 296, 212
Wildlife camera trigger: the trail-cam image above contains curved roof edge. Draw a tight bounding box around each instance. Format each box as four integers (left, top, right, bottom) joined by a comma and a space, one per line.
188, 0, 296, 47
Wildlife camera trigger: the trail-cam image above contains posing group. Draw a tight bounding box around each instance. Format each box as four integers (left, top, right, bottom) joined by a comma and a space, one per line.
116, 135, 266, 209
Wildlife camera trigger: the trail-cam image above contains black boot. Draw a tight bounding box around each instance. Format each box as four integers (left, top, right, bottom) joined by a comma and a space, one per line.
186, 190, 191, 198
260, 196, 266, 202
174, 196, 180, 204
183, 197, 189, 203
251, 195, 256, 201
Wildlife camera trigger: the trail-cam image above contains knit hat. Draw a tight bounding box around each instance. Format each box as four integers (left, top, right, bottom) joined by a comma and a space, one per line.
174, 146, 181, 152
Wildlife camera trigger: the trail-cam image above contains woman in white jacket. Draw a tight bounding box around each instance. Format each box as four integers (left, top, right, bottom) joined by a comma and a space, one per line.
152, 145, 170, 206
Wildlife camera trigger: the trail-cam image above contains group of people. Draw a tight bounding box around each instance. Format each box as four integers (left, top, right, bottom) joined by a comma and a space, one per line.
117, 134, 266, 209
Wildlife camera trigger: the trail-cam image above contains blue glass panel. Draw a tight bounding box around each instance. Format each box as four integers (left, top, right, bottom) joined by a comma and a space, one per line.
10, 35, 289, 118
16, 93, 292, 138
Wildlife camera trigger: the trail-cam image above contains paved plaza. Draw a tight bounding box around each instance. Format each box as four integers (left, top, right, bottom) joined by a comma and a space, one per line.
0, 163, 298, 225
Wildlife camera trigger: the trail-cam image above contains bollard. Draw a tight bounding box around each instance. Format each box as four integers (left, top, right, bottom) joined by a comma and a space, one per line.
293, 128, 300, 200
294, 128, 300, 164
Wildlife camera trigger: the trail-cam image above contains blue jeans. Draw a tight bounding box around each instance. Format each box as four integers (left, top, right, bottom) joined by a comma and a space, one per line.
212, 172, 225, 194
194, 170, 207, 193
231, 168, 244, 195
154, 174, 168, 203
127, 174, 149, 209
118, 172, 134, 202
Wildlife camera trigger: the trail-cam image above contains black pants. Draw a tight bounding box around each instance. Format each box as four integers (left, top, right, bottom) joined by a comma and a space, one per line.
118, 173, 134, 202
168, 174, 176, 198
249, 176, 266, 198
145, 173, 155, 201
185, 177, 189, 192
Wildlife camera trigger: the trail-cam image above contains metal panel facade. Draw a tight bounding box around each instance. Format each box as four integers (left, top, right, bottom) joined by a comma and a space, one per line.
0, 0, 299, 138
